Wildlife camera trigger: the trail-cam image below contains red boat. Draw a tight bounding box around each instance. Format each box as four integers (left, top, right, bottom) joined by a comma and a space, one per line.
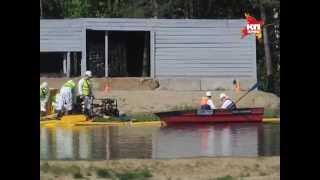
156, 107, 264, 125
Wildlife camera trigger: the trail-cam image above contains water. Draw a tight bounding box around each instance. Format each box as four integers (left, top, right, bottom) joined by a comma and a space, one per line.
40, 123, 279, 160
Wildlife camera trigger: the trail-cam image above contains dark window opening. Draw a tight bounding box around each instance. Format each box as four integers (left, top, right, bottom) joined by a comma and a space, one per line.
86, 30, 106, 77
70, 52, 81, 77
108, 31, 150, 77
40, 52, 64, 77
40, 52, 81, 77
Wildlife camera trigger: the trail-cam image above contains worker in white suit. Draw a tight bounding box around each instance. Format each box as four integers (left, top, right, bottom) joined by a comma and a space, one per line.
40, 82, 50, 116
56, 80, 76, 119
78, 70, 94, 117
220, 93, 237, 110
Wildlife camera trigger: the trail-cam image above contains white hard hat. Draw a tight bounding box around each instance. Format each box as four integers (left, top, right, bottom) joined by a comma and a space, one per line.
206, 91, 212, 97
85, 70, 92, 77
41, 82, 48, 88
220, 93, 227, 99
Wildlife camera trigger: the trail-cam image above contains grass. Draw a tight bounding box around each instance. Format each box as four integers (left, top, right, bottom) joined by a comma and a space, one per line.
214, 175, 235, 180
42, 163, 153, 180
129, 113, 160, 122
259, 171, 268, 176
96, 168, 113, 178
95, 168, 152, 180
116, 168, 152, 180
73, 172, 83, 179
263, 108, 280, 118
93, 113, 160, 122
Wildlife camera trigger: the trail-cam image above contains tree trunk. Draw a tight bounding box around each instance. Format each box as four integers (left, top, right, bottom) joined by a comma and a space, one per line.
40, 0, 43, 18
189, 0, 194, 18
260, 4, 273, 91
152, 0, 158, 18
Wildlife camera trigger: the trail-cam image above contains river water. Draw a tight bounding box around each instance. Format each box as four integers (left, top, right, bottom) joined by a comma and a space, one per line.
40, 123, 279, 160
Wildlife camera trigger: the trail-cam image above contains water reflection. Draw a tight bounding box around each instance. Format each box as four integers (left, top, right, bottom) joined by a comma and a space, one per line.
153, 124, 259, 158
55, 128, 75, 159
40, 123, 279, 160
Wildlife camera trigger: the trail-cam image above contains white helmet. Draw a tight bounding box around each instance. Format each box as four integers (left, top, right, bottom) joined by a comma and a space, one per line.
220, 93, 227, 100
206, 91, 212, 97
85, 70, 92, 77
41, 82, 48, 88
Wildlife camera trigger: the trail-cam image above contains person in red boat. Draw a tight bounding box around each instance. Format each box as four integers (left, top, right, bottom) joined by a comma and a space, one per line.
220, 93, 237, 110
200, 91, 216, 110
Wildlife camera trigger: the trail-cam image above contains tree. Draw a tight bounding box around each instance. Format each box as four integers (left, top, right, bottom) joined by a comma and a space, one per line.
248, 0, 279, 92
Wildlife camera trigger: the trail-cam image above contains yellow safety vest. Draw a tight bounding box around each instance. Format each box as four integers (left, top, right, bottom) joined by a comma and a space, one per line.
82, 79, 91, 96
63, 81, 75, 89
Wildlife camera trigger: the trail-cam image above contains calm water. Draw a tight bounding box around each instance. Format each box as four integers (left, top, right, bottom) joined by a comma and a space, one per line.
40, 123, 279, 160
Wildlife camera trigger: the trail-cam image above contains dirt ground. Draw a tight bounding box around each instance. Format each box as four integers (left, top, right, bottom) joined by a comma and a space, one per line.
41, 77, 280, 114
40, 157, 280, 180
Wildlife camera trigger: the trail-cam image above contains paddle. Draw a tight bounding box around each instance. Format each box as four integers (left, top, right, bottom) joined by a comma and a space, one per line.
235, 82, 259, 104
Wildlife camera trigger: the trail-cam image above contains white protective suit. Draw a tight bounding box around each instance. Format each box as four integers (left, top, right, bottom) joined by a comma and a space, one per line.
56, 86, 75, 112
40, 87, 50, 112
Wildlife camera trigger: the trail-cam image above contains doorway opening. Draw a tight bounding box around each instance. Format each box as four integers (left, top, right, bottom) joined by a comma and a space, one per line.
86, 30, 106, 77
108, 31, 150, 77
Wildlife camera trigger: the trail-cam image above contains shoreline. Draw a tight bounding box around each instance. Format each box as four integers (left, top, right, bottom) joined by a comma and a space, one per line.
41, 156, 280, 180
40, 118, 280, 128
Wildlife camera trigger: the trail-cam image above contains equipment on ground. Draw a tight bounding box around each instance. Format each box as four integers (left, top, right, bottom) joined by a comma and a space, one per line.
91, 98, 119, 117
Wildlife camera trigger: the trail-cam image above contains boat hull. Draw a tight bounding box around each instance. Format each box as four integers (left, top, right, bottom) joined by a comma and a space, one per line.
156, 108, 264, 125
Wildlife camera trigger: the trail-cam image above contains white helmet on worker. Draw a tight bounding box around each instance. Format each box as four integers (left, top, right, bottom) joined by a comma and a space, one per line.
220, 93, 227, 100
85, 70, 92, 77
41, 82, 48, 88
206, 91, 212, 97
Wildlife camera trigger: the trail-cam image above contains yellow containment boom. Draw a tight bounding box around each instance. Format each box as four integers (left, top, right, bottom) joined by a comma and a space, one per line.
41, 115, 87, 128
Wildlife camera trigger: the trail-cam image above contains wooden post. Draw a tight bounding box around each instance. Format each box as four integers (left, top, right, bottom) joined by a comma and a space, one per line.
73, 52, 78, 76
150, 31, 155, 78
81, 27, 87, 76
63, 53, 67, 75
67, 52, 71, 78
105, 31, 108, 77
142, 32, 149, 77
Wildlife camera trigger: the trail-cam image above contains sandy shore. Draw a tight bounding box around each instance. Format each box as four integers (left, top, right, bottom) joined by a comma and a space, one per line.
40, 157, 280, 180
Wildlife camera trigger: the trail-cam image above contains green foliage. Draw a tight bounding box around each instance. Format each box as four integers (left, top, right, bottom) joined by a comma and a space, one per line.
264, 108, 279, 118
214, 175, 235, 180
116, 168, 152, 180
95, 168, 152, 180
73, 172, 84, 178
96, 168, 113, 178
41, 162, 50, 173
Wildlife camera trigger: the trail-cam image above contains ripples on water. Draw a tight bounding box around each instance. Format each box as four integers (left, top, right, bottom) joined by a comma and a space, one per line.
40, 123, 279, 160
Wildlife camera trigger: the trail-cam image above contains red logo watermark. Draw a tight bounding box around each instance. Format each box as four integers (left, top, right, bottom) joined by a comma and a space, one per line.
241, 13, 264, 40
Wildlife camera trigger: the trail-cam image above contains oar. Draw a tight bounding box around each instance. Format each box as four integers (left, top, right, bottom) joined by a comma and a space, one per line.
235, 82, 259, 104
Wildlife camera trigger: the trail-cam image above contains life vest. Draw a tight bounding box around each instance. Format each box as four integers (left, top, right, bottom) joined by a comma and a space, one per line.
225, 98, 237, 110
82, 79, 91, 96
200, 97, 208, 105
